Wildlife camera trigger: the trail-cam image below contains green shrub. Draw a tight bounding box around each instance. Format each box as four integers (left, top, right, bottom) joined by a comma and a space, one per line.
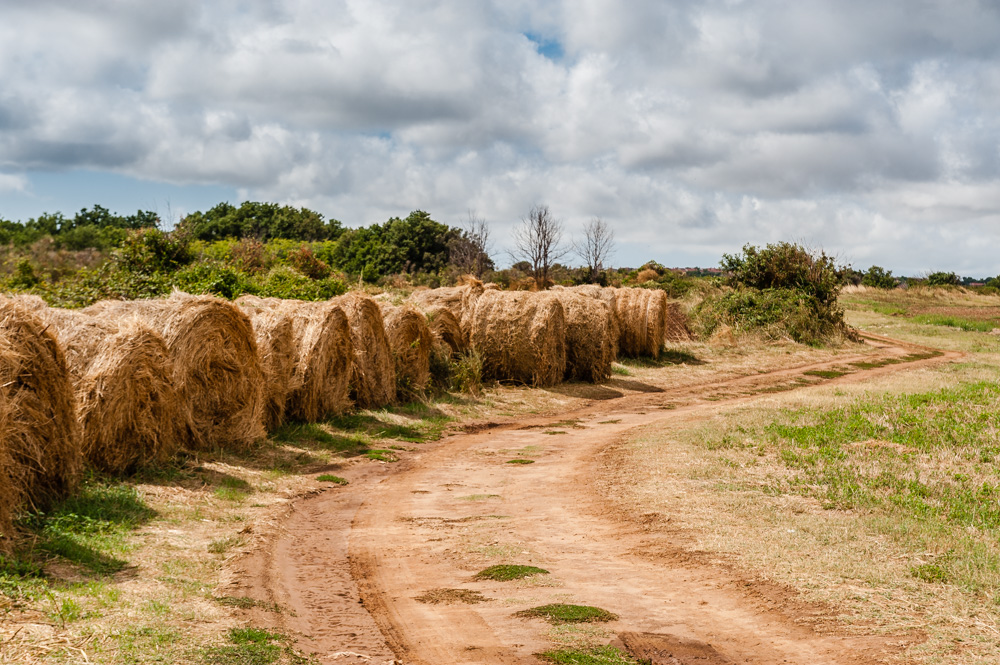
252, 265, 347, 301
722, 242, 841, 307
114, 228, 193, 273
927, 271, 960, 287
861, 265, 897, 289
173, 261, 254, 299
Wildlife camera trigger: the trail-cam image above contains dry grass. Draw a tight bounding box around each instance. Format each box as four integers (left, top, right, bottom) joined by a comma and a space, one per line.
0, 297, 81, 540
470, 290, 567, 387
422, 305, 465, 356
236, 300, 296, 431
550, 291, 615, 383
85, 292, 267, 451
613, 288, 666, 358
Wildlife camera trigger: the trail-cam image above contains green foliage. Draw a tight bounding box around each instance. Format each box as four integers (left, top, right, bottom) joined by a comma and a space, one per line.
862, 265, 897, 289
173, 261, 254, 299
253, 265, 347, 301
9, 258, 40, 288
695, 287, 849, 345
722, 242, 841, 306
181, 201, 342, 242
539, 647, 642, 665
474, 564, 549, 581
287, 244, 331, 279
911, 314, 995, 332
316, 474, 348, 485
330, 210, 457, 280
202, 627, 289, 665
515, 603, 619, 623
927, 271, 961, 287
114, 227, 194, 273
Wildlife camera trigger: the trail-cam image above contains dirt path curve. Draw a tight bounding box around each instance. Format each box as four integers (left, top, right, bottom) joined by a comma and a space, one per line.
231, 335, 960, 665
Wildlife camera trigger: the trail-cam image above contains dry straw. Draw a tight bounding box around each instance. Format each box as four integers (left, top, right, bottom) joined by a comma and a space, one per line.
558, 285, 621, 359
550, 291, 615, 382
237, 295, 352, 421
23, 301, 184, 475
334, 293, 396, 408
664, 300, 693, 343
85, 292, 266, 451
613, 287, 667, 358
379, 302, 433, 396
235, 299, 296, 429
422, 305, 465, 355
0, 298, 81, 543
470, 289, 566, 387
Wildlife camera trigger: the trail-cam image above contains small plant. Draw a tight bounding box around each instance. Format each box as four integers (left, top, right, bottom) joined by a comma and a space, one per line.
208, 536, 243, 554
475, 564, 549, 581
803, 369, 848, 379
202, 627, 287, 665
539, 646, 643, 665
514, 603, 618, 624
317, 474, 348, 485
506, 459, 535, 465
415, 588, 489, 604
364, 449, 398, 462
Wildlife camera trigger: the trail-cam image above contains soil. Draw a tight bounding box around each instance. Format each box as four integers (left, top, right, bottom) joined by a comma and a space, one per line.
229, 334, 958, 665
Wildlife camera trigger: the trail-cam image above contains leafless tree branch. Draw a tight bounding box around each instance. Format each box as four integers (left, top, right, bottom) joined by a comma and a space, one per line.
574, 217, 615, 283
512, 204, 569, 289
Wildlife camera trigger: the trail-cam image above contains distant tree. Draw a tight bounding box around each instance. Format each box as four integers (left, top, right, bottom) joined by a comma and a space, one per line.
926, 271, 960, 287
329, 210, 457, 280
449, 211, 494, 277
180, 201, 342, 241
861, 265, 897, 289
512, 205, 569, 289
574, 217, 615, 283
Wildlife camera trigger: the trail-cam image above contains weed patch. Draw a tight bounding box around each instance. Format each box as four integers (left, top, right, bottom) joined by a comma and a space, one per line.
506, 459, 535, 465
802, 369, 848, 379
364, 449, 398, 462
538, 646, 642, 665
415, 588, 489, 604
317, 474, 348, 485
475, 564, 549, 581
515, 604, 618, 624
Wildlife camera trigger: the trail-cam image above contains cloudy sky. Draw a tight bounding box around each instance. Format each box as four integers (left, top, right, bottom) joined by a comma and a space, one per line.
2, 1, 1000, 275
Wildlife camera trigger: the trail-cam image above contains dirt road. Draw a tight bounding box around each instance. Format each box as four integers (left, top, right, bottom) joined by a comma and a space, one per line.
230, 335, 957, 665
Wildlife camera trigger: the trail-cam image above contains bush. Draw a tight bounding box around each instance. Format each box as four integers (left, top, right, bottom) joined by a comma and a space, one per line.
927, 271, 960, 287
253, 265, 347, 301
722, 242, 840, 307
861, 265, 897, 289
114, 228, 193, 273
173, 261, 254, 299
694, 288, 850, 345
288, 245, 332, 280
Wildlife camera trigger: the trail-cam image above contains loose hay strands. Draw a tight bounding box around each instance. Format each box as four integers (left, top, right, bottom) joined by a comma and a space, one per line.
664, 300, 693, 343
27, 304, 183, 475
0, 298, 81, 535
237, 296, 352, 422
235, 299, 296, 430
470, 290, 566, 387
334, 293, 396, 408
561, 285, 621, 360
613, 287, 667, 358
422, 306, 465, 355
550, 292, 615, 383
85, 292, 266, 451
408, 276, 486, 349
379, 303, 433, 397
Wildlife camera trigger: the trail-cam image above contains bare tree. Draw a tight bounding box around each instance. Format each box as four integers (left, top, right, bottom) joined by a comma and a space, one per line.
512, 205, 569, 289
449, 210, 495, 277
574, 217, 615, 283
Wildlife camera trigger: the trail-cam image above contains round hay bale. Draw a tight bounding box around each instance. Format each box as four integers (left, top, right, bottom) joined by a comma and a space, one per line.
422, 306, 465, 355
235, 300, 296, 430
0, 298, 81, 521
469, 290, 566, 387
664, 300, 693, 343
237, 295, 352, 422
551, 292, 615, 383
408, 286, 465, 319
84, 292, 266, 451
28, 305, 183, 475
333, 293, 395, 408
613, 288, 667, 358
566, 285, 621, 359
379, 303, 433, 396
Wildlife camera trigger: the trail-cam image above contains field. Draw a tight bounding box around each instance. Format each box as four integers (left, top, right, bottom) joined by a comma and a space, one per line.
2, 285, 999, 664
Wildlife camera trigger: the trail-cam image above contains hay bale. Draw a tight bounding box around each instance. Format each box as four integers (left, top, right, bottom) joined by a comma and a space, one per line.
551, 292, 615, 383
237, 296, 352, 422
84, 292, 266, 450
565, 285, 621, 359
613, 288, 667, 358
0, 298, 81, 526
379, 303, 433, 396
27, 304, 183, 474
408, 286, 465, 319
664, 300, 693, 343
333, 293, 396, 408
235, 300, 297, 430
423, 306, 464, 355
469, 290, 566, 387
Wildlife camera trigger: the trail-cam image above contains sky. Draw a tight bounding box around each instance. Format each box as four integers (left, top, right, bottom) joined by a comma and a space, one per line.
2, 1, 1000, 276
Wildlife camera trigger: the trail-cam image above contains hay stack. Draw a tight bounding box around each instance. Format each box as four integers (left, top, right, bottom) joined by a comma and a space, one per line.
422, 306, 464, 355
379, 303, 433, 396
408, 286, 465, 319
26, 304, 183, 474
235, 300, 296, 430
613, 287, 667, 358
470, 290, 566, 387
85, 292, 266, 450
333, 293, 396, 408
237, 296, 352, 422
551, 292, 615, 383
562, 285, 621, 358
0, 298, 81, 530
664, 301, 693, 342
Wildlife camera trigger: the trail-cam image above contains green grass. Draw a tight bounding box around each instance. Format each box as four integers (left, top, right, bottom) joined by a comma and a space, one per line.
364, 449, 398, 462
506, 459, 535, 465
317, 474, 348, 485
611, 364, 631, 376
515, 604, 618, 624
214, 596, 284, 613
202, 627, 287, 665
215, 476, 253, 502
474, 564, 549, 581
538, 647, 643, 665
208, 535, 243, 554
911, 314, 996, 332
802, 369, 848, 379
700, 380, 1000, 592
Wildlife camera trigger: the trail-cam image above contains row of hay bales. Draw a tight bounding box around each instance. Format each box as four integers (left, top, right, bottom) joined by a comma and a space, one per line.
408, 281, 690, 387
0, 283, 687, 542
